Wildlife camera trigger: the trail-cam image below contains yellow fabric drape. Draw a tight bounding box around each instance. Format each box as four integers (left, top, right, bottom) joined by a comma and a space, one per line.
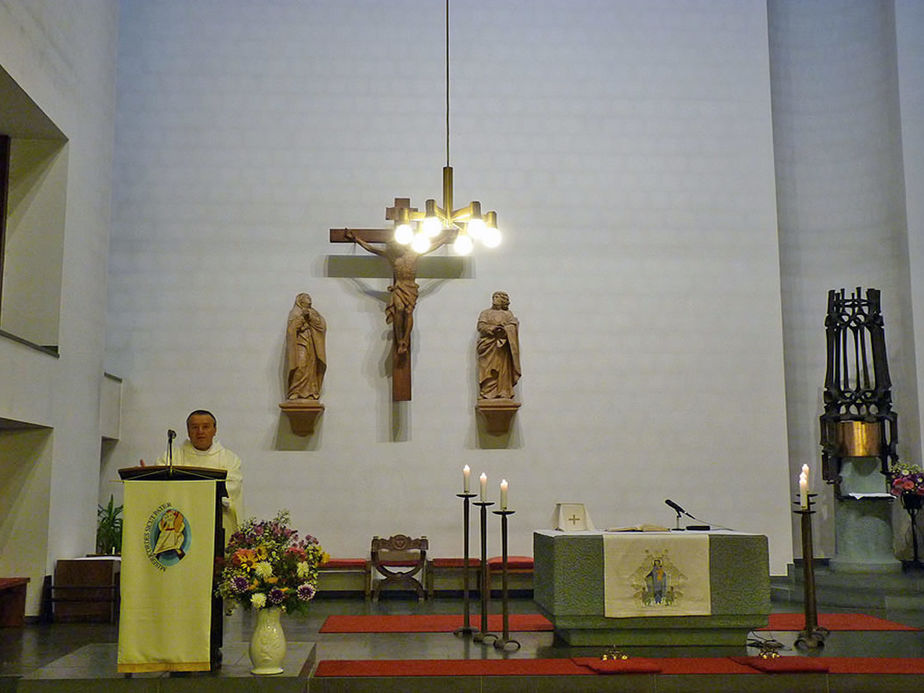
118, 479, 216, 672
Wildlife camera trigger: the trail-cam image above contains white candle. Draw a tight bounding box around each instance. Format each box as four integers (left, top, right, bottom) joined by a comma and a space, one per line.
463, 465, 471, 494
801, 464, 810, 488
799, 472, 808, 509
500, 479, 508, 509
480, 472, 487, 501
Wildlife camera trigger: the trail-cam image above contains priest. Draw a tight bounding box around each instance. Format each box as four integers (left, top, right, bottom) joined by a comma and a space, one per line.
156, 409, 244, 538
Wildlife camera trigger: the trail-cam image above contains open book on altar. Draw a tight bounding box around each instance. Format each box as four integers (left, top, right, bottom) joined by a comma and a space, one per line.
606, 523, 670, 532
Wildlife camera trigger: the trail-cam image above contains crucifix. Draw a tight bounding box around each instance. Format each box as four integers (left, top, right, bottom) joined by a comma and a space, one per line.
327, 2, 501, 403
330, 198, 456, 401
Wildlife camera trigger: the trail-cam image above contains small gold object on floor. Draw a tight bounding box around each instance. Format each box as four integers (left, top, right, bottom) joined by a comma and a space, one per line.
758, 644, 781, 660
601, 647, 630, 661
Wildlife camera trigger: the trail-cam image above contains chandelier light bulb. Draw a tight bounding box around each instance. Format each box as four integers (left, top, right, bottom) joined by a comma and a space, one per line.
453, 231, 474, 255
466, 217, 486, 240
421, 215, 443, 238
482, 224, 501, 248
411, 232, 431, 254
394, 222, 414, 245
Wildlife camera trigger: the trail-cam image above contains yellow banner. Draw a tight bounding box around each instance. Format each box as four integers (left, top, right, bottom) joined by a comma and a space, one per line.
603, 533, 711, 618
118, 480, 216, 672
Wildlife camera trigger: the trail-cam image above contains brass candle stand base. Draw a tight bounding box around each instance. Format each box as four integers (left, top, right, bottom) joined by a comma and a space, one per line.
794, 495, 829, 650
492, 509, 520, 651
454, 493, 479, 637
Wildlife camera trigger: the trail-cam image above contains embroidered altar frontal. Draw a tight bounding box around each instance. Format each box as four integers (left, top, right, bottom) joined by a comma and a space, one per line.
533, 530, 770, 646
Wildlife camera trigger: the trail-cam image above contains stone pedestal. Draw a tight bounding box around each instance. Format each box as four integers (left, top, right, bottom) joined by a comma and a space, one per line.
830, 457, 901, 574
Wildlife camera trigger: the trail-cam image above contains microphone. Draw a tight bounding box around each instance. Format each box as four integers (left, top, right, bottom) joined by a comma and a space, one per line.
167, 429, 176, 468
665, 499, 688, 516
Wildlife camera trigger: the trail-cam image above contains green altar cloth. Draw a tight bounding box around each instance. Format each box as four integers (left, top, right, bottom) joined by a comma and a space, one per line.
533, 530, 770, 645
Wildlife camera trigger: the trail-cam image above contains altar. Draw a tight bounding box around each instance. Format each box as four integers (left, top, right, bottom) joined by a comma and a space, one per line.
533, 530, 770, 645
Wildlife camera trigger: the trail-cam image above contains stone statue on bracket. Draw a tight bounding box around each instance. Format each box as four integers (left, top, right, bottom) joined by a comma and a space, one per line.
279, 292, 326, 435
475, 291, 521, 434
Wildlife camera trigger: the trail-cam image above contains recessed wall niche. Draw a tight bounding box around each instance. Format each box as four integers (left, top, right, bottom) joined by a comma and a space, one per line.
0, 64, 68, 351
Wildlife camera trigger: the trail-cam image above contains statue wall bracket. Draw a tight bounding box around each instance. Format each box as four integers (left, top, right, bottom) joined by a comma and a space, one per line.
279, 400, 325, 436
476, 399, 520, 435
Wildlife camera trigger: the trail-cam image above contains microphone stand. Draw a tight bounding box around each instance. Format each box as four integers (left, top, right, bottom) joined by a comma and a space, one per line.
167, 430, 176, 476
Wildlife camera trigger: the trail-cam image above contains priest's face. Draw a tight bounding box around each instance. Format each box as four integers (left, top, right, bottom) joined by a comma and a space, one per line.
187, 414, 217, 451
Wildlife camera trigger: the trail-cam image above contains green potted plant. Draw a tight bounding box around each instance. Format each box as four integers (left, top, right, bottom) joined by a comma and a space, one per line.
96, 494, 123, 555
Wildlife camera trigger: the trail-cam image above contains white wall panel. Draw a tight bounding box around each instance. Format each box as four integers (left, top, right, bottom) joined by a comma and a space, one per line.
0, 0, 119, 614
106, 0, 793, 572
769, 0, 919, 556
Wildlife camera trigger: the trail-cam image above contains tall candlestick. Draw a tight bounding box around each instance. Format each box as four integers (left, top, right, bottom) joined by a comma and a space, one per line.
480, 472, 487, 501
500, 479, 508, 509
463, 465, 471, 493
799, 472, 808, 510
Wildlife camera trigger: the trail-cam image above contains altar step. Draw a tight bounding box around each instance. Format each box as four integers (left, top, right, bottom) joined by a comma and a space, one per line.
771, 563, 924, 610
13, 643, 314, 693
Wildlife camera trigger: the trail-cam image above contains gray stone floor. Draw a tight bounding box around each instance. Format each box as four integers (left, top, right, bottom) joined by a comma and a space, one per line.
3, 595, 924, 691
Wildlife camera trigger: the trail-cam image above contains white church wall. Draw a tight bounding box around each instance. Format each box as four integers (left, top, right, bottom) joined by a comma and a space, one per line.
769, 0, 920, 558
0, 429, 52, 616
0, 0, 119, 614
897, 1, 924, 470
106, 0, 794, 573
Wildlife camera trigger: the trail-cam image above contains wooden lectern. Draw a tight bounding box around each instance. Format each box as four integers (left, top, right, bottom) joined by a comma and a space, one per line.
117, 465, 227, 671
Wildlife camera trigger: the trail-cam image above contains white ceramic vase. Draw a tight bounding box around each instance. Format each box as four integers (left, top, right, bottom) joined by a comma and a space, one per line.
249, 606, 286, 675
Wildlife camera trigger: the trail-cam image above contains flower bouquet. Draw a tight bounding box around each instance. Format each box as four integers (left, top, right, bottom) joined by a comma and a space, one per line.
888, 464, 924, 498
215, 510, 327, 615
889, 464, 924, 567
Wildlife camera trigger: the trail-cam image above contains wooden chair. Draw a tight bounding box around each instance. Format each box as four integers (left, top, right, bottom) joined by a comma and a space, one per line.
370, 534, 428, 602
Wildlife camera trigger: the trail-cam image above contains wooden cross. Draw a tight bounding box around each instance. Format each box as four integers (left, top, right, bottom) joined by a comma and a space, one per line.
330, 199, 454, 401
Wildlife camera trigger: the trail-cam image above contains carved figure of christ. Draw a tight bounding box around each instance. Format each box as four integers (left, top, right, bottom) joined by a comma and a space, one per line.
330, 214, 453, 401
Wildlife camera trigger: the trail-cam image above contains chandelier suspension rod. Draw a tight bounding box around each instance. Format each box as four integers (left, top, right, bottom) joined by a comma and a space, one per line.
445, 0, 450, 168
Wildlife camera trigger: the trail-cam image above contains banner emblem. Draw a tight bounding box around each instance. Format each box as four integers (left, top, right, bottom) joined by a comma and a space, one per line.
145, 504, 191, 569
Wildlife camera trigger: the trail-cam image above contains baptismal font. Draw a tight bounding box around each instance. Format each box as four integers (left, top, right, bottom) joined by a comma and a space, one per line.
819, 287, 900, 573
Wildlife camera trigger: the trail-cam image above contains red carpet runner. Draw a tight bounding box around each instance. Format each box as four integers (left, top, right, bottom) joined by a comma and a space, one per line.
314, 657, 924, 677
319, 613, 553, 633
319, 612, 916, 633
758, 612, 918, 631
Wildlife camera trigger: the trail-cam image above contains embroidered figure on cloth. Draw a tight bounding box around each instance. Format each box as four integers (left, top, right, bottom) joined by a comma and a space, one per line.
630, 550, 687, 608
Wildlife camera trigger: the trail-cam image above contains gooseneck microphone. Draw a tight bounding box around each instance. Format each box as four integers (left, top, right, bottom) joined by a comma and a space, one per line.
665, 499, 690, 516
665, 499, 714, 531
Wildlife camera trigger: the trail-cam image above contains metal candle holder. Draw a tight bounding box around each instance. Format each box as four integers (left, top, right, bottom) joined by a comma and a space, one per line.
794, 494, 828, 649
454, 493, 479, 637
472, 501, 497, 644
491, 508, 520, 651
900, 494, 923, 569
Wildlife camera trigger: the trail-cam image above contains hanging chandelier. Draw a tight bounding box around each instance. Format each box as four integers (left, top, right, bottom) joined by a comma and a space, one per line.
388, 0, 501, 256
